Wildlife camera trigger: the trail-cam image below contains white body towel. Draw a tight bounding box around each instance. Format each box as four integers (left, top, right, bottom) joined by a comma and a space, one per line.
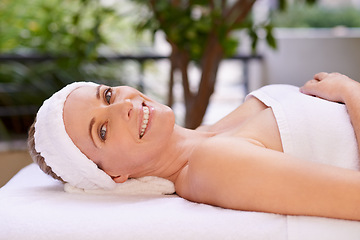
247, 84, 359, 170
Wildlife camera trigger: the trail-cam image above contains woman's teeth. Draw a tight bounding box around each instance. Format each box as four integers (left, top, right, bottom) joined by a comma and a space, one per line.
140, 106, 149, 138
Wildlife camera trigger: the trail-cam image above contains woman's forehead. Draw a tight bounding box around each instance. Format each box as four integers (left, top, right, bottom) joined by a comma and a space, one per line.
63, 86, 98, 152
63, 85, 100, 123
67, 85, 99, 100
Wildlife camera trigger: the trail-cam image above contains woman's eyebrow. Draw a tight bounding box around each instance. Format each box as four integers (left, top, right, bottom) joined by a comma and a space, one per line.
89, 117, 99, 149
89, 85, 103, 149
96, 85, 102, 99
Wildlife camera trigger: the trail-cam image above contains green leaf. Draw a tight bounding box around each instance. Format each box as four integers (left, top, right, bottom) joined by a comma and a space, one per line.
223, 37, 239, 57
265, 24, 277, 49
247, 28, 258, 53
278, 0, 287, 11
305, 0, 317, 5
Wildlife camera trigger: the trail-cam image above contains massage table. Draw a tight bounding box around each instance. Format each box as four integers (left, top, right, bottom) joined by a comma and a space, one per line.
1, 163, 360, 240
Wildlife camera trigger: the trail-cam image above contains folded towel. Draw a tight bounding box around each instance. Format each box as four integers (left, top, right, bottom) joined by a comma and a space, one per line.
64, 176, 175, 195
248, 84, 359, 170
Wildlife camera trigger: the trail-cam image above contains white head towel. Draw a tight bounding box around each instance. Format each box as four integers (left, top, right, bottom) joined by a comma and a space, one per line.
34, 82, 116, 190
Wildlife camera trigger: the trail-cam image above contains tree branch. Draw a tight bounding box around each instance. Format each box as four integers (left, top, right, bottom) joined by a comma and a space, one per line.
184, 31, 223, 128
224, 0, 245, 21
179, 52, 192, 108
224, 0, 255, 28
167, 59, 175, 107
168, 40, 193, 108
149, 0, 156, 10
209, 0, 215, 10
231, 0, 255, 26
171, 0, 181, 7
221, 0, 227, 16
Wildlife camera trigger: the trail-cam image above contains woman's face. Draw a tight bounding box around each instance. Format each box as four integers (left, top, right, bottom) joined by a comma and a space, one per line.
63, 84, 175, 181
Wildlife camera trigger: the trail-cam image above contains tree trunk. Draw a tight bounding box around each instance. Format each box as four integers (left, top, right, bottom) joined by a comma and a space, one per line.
163, 0, 256, 129
167, 42, 193, 108
184, 32, 224, 129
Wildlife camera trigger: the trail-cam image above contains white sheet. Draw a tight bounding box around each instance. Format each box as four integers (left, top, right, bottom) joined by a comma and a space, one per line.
1, 164, 359, 240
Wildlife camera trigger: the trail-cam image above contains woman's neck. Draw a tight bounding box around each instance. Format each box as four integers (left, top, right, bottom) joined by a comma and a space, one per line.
133, 124, 215, 183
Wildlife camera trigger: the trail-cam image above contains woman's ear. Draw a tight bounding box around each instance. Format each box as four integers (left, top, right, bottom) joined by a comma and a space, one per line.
112, 174, 129, 183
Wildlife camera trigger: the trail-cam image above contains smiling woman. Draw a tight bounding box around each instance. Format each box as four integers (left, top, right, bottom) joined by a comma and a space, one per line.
28, 72, 360, 221
62, 83, 175, 183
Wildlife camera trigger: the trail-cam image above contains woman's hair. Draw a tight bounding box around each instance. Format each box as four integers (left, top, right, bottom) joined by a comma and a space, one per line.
27, 119, 65, 183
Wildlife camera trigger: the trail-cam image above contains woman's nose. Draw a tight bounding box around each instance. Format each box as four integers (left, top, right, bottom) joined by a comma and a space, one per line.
110, 98, 133, 120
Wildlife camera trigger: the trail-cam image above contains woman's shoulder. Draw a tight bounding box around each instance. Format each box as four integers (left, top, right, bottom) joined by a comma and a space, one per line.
188, 136, 265, 168
196, 96, 269, 134
174, 136, 261, 200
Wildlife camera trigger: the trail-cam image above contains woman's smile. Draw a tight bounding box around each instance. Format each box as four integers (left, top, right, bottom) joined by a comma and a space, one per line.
139, 101, 155, 139
139, 103, 150, 139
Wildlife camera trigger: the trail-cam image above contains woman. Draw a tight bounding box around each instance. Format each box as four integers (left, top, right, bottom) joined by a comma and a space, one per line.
28, 72, 360, 220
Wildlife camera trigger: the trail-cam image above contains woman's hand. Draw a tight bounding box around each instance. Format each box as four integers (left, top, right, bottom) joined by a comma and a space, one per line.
300, 72, 359, 104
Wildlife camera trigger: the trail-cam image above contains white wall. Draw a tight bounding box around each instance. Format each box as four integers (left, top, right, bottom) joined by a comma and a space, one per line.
260, 28, 360, 87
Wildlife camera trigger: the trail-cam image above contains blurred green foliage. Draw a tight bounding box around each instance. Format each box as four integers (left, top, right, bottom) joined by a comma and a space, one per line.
2, 0, 106, 55
0, 0, 141, 138
271, 3, 360, 28
134, 0, 277, 59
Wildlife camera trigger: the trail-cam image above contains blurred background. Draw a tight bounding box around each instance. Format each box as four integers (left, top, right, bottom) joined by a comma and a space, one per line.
1, 0, 360, 187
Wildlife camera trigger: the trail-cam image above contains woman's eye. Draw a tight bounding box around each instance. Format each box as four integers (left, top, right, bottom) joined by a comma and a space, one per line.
99, 124, 107, 141
104, 88, 112, 104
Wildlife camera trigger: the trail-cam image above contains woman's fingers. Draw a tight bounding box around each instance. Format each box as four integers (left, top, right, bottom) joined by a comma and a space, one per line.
313, 72, 328, 81
301, 72, 354, 103
300, 72, 331, 96
299, 79, 317, 95
314, 72, 343, 81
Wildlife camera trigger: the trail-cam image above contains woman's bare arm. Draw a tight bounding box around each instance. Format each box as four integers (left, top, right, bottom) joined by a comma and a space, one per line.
300, 72, 360, 150
183, 137, 360, 220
